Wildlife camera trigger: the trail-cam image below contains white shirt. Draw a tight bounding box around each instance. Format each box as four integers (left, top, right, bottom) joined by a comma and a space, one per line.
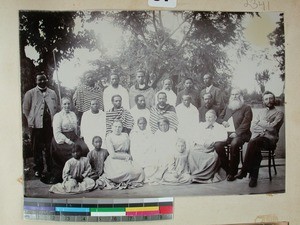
103, 85, 130, 111
53, 110, 78, 144
175, 103, 199, 142
205, 84, 213, 93
193, 122, 227, 147
80, 109, 107, 150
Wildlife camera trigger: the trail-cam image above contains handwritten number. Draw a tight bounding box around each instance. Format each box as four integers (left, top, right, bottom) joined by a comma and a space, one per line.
244, 0, 269, 10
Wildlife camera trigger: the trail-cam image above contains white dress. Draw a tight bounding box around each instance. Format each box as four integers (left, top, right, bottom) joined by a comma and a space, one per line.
102, 133, 145, 184
188, 122, 227, 183
176, 103, 199, 150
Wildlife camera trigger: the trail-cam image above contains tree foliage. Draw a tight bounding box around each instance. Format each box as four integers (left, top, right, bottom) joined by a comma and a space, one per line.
19, 11, 97, 94
85, 11, 252, 92
268, 13, 285, 82
255, 69, 270, 94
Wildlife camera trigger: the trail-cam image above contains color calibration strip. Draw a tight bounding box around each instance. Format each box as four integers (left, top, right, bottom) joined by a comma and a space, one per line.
24, 197, 173, 222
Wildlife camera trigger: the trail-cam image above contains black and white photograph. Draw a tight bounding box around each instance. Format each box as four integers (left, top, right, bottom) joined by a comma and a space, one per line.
20, 10, 285, 198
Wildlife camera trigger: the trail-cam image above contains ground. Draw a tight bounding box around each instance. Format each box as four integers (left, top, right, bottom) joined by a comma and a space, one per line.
24, 158, 285, 198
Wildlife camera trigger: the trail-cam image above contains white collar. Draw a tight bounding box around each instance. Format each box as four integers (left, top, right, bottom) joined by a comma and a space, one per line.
206, 84, 213, 92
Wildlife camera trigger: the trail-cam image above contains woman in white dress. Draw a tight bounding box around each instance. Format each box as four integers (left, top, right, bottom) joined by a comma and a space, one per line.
147, 118, 178, 183
188, 109, 227, 183
101, 119, 145, 187
129, 117, 153, 172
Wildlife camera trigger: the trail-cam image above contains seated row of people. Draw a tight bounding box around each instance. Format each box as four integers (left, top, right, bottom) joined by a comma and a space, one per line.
50, 109, 227, 194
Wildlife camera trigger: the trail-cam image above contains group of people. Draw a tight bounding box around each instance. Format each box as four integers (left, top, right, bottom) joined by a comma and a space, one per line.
22, 71, 284, 194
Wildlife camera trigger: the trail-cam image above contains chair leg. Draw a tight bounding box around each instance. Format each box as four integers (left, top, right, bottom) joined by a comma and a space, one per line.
272, 155, 277, 175
268, 150, 272, 181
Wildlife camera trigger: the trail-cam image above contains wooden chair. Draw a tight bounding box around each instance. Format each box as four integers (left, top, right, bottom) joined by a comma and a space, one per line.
260, 145, 277, 181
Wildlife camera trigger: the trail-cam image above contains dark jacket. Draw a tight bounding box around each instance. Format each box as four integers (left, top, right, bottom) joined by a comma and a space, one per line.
217, 104, 253, 142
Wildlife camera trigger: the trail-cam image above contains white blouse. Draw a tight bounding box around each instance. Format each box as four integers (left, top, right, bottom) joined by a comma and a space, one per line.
53, 110, 78, 144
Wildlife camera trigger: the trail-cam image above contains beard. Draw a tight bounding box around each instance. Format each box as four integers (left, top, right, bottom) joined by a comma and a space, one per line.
137, 103, 146, 109
228, 97, 244, 111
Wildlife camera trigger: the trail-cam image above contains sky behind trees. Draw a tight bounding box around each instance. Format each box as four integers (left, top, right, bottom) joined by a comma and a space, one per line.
24, 11, 284, 95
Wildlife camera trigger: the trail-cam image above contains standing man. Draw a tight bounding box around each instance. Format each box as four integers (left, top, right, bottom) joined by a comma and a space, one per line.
200, 74, 224, 110
23, 74, 58, 177
129, 70, 155, 109
215, 88, 253, 181
106, 95, 134, 134
176, 78, 201, 108
130, 94, 150, 129
103, 74, 129, 111
198, 93, 220, 122
176, 94, 199, 149
236, 91, 284, 187
80, 99, 106, 151
149, 92, 178, 133
73, 73, 104, 122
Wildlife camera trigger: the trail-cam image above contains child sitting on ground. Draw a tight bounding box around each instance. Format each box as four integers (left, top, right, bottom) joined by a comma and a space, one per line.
87, 136, 109, 180
161, 138, 191, 185
49, 144, 96, 194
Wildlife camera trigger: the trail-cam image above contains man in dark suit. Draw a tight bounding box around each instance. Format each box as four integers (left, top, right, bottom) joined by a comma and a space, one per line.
198, 93, 220, 122
215, 88, 253, 181
235, 91, 284, 187
200, 74, 224, 110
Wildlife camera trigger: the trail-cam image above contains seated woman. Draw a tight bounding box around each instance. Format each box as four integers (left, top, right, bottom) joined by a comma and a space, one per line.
161, 138, 191, 185
188, 109, 227, 183
147, 117, 178, 183
45, 97, 89, 184
129, 117, 153, 173
99, 119, 144, 189
49, 144, 95, 194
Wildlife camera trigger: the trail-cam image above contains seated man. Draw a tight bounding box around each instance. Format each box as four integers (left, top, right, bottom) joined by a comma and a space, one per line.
176, 94, 199, 149
149, 92, 178, 133
130, 94, 150, 130
215, 88, 253, 181
80, 99, 106, 150
236, 91, 284, 187
106, 95, 134, 134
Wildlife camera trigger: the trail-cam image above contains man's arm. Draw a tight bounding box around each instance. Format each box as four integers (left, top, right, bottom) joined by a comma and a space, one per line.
257, 111, 284, 131
22, 91, 32, 119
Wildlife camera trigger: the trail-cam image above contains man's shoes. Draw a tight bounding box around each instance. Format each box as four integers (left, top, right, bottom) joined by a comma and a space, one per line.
235, 170, 247, 179
249, 178, 257, 187
227, 174, 236, 182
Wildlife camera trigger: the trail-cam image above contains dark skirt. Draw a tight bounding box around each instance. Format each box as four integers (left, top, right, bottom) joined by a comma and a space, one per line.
48, 131, 89, 183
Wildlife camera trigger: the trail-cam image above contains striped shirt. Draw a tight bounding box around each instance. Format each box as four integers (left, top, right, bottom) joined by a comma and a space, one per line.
106, 107, 134, 134
73, 85, 104, 112
149, 105, 178, 133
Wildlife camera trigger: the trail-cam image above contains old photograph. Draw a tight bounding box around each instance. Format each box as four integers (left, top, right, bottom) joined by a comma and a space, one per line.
20, 10, 285, 198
